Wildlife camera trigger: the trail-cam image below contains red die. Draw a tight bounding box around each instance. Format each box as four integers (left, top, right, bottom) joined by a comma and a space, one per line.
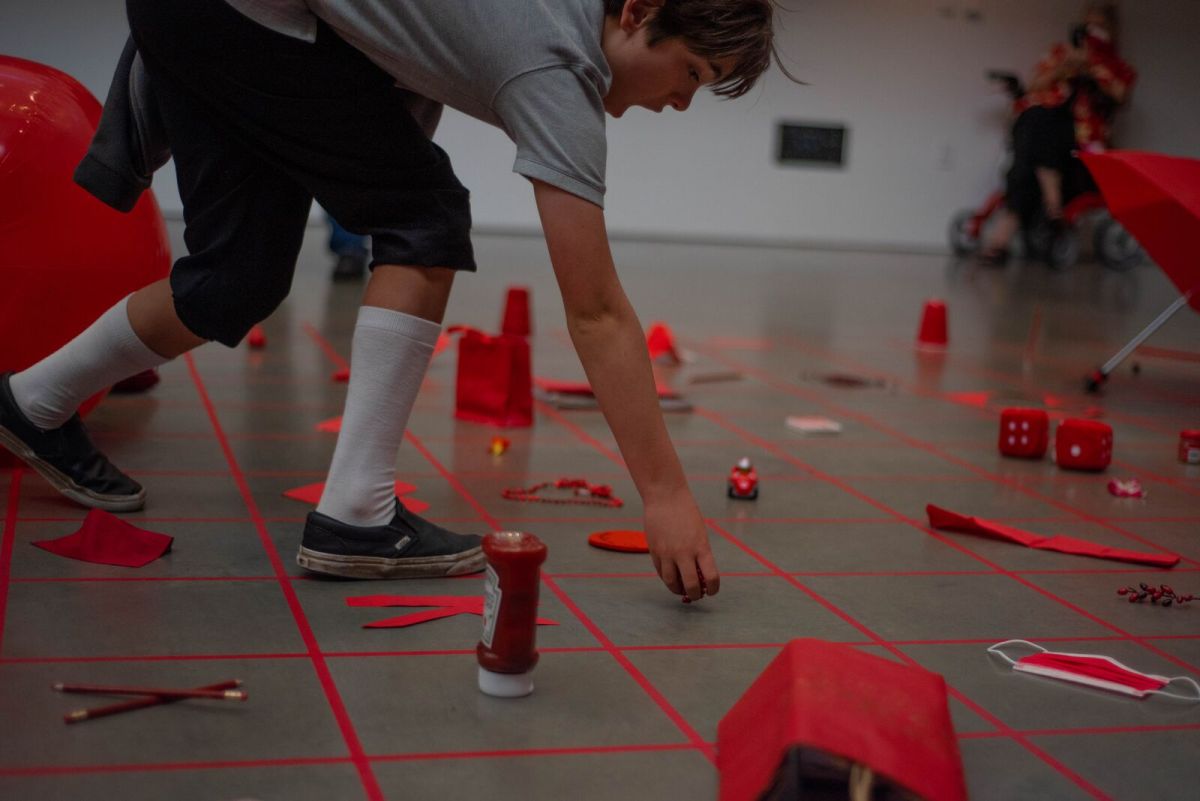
998, 408, 1049, 459
1055, 419, 1113, 471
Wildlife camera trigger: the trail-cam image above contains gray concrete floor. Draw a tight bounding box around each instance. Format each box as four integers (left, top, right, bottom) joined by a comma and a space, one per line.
1, 222, 1198, 800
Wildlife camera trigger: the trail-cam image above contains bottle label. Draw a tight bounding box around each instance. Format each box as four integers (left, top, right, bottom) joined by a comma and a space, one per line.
480, 564, 501, 649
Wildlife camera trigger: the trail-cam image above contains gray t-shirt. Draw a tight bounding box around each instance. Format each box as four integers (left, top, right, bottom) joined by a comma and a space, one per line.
224, 0, 611, 206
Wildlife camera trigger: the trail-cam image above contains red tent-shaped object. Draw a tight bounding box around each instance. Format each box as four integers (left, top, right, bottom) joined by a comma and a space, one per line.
1081, 151, 1200, 391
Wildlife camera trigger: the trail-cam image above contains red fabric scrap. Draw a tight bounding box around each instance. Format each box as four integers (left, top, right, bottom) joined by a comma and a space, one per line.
283, 480, 426, 514
927, 504, 1177, 567
33, 510, 173, 568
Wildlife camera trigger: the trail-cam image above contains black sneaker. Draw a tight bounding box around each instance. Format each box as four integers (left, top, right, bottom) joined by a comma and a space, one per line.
0, 373, 146, 512
330, 254, 366, 282
298, 499, 485, 579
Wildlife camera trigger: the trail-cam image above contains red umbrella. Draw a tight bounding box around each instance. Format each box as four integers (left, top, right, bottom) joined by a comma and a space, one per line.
1080, 151, 1200, 390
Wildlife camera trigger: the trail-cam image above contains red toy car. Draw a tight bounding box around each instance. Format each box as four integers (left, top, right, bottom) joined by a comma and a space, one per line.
727, 457, 759, 500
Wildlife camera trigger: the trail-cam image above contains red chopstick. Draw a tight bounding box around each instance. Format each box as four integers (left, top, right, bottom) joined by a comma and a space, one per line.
61, 679, 244, 724
54, 682, 248, 701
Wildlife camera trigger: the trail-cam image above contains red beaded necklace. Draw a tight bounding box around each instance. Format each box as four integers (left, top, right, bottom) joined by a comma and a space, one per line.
502, 478, 624, 508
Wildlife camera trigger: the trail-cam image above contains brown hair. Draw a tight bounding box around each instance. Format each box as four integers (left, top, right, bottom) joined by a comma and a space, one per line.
603, 0, 798, 99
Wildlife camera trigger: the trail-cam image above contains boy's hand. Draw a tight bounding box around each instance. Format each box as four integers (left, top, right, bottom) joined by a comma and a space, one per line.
644, 490, 720, 602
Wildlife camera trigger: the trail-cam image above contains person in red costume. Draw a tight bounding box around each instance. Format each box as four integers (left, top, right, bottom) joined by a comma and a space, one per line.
979, 2, 1136, 264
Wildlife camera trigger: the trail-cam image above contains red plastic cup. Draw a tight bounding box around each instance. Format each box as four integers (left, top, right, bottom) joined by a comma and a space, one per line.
916, 299, 948, 349
500, 286, 532, 337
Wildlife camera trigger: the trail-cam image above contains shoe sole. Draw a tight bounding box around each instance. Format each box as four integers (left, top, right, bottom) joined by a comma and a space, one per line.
296, 545, 487, 579
0, 425, 146, 513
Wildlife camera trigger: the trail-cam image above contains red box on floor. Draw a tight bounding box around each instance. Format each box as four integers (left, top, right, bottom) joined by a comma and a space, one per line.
1055, 418, 1113, 471
717, 639, 966, 801
998, 408, 1049, 459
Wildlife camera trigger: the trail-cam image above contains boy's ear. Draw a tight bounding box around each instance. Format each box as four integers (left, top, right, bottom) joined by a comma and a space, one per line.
620, 0, 665, 32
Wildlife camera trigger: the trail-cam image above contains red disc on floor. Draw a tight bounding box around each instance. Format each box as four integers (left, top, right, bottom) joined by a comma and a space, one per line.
588, 530, 649, 553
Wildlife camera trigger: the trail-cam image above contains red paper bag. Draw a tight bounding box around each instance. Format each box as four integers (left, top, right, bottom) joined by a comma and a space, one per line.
455, 329, 532, 427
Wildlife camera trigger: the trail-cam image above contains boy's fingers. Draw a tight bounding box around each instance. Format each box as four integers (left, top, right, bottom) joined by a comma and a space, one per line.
677, 558, 704, 601
658, 559, 684, 596
697, 552, 720, 597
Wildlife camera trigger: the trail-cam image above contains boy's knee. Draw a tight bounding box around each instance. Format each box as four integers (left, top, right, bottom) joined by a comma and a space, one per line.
171, 263, 294, 348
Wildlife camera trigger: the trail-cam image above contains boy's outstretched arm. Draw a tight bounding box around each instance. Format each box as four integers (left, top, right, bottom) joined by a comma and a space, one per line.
532, 179, 719, 602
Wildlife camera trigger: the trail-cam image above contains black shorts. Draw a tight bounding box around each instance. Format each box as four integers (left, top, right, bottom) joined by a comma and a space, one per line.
126, 0, 474, 346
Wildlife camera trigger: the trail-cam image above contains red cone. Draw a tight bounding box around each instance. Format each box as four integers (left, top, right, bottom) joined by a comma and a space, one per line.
500, 286, 532, 337
916, 299, 948, 349
247, 325, 267, 349
646, 322, 681, 365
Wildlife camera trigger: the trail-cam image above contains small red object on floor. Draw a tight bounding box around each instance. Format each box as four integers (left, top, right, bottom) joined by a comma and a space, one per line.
727, 457, 758, 500
246, 325, 267, 349
998, 407, 1049, 459
331, 367, 350, 383
1055, 418, 1113, 471
587, 529, 649, 553
500, 286, 532, 337
489, 436, 510, 456
717, 638, 967, 801
33, 509, 172, 568
645, 322, 681, 365
916, 298, 949, 349
1180, 429, 1200, 464
1107, 478, 1146, 498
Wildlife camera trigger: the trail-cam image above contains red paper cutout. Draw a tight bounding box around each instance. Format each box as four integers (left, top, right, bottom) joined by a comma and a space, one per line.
33, 510, 173, 568
346, 595, 558, 628
282, 480, 427, 514
315, 417, 342, 433
331, 367, 350, 383
927, 504, 1178, 567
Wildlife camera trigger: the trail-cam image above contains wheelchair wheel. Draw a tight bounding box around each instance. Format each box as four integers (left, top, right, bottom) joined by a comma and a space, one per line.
948, 209, 980, 256
1094, 217, 1143, 272
1046, 227, 1081, 270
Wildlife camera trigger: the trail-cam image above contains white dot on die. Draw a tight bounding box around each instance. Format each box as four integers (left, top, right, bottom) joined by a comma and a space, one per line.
1021, 435, 1028, 445
1022, 421, 1029, 430
1070, 445, 1082, 458
1009, 422, 1017, 431
1008, 435, 1016, 445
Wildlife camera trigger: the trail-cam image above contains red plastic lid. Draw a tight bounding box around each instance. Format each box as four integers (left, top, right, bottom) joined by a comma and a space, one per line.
587, 530, 649, 553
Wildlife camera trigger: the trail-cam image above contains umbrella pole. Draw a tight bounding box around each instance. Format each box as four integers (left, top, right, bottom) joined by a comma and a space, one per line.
1085, 288, 1195, 392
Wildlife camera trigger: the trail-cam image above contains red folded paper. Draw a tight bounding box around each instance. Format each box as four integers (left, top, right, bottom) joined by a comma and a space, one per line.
927, 504, 1178, 567
283, 480, 427, 515
33, 510, 173, 568
346, 594, 558, 628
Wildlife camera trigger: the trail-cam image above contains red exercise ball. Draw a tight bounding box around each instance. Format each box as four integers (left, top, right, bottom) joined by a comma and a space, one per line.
0, 56, 170, 464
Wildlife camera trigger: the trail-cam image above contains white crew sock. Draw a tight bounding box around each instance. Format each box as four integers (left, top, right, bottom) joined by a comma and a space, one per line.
316, 305, 441, 528
10, 295, 169, 430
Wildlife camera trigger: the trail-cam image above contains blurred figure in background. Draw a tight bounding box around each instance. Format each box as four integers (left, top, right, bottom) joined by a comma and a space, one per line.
979, 1, 1136, 264
326, 210, 369, 281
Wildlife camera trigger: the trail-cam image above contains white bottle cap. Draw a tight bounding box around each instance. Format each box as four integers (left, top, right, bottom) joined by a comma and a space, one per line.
478, 666, 535, 698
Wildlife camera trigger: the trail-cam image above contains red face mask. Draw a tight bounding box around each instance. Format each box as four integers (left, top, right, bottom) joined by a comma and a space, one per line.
989, 640, 1200, 700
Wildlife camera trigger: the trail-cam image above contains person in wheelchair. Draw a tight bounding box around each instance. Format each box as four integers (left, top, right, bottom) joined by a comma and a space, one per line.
979, 2, 1136, 265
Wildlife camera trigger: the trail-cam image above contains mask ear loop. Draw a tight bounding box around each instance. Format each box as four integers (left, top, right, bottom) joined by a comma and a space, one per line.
986, 639, 1046, 666
1152, 676, 1200, 702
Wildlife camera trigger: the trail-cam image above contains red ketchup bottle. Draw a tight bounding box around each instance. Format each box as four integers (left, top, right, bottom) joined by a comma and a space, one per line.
477, 531, 548, 697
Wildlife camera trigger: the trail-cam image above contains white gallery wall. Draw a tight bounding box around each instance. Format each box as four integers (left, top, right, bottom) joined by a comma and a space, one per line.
2, 0, 1197, 251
